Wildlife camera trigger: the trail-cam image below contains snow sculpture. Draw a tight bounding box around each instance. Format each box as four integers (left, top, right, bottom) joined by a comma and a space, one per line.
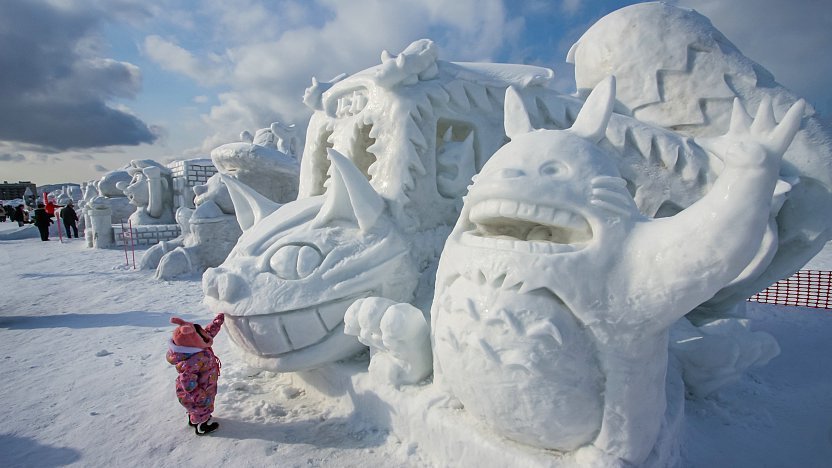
141, 127, 300, 280
216, 124, 301, 204
568, 2, 832, 319
204, 150, 419, 371
84, 170, 132, 248
116, 159, 175, 225
140, 174, 242, 280
205, 39, 564, 372
430, 78, 803, 463
86, 196, 114, 248
344, 297, 431, 387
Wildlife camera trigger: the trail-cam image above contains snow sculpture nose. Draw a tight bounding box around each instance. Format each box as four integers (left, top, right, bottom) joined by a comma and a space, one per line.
496, 168, 526, 179
203, 268, 249, 304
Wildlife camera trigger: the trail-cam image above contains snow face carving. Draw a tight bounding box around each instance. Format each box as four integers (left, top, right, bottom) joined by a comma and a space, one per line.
116, 159, 175, 225
431, 78, 804, 463
203, 149, 418, 372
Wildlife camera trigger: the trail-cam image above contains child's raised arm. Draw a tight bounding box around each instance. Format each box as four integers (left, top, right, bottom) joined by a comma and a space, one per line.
205, 313, 225, 337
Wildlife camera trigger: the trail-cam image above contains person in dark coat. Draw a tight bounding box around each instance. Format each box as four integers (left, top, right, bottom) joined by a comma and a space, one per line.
33, 203, 53, 241
13, 205, 26, 227
60, 202, 79, 238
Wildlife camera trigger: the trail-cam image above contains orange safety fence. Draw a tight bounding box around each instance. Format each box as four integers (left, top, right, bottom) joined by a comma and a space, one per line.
747, 270, 832, 309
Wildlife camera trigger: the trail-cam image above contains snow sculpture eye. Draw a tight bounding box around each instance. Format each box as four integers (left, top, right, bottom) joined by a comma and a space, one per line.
269, 244, 324, 280
539, 161, 568, 177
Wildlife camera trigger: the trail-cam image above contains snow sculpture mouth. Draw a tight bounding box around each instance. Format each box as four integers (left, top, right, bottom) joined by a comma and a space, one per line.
461, 199, 592, 253
225, 292, 372, 357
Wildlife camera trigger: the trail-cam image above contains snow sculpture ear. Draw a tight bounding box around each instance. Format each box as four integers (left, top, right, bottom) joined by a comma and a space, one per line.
570, 75, 616, 143
315, 149, 384, 232
220, 174, 281, 231
504, 86, 535, 139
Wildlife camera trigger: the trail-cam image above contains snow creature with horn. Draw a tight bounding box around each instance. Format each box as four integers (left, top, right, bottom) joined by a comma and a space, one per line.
429, 76, 804, 464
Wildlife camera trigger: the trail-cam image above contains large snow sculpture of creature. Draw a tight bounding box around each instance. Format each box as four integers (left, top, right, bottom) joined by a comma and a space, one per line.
116, 159, 175, 225
431, 77, 803, 464
203, 150, 418, 371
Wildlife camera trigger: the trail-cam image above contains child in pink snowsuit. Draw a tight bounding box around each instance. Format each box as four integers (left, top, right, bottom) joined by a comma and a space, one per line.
166, 313, 224, 435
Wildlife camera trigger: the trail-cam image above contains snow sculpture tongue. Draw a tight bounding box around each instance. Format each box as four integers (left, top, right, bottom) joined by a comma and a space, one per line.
203, 149, 417, 372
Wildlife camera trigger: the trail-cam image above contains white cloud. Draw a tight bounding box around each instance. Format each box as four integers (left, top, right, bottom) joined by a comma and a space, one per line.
186, 0, 512, 153
143, 35, 229, 87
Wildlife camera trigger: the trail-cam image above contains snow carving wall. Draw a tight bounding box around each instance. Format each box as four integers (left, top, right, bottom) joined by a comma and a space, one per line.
201, 3, 832, 467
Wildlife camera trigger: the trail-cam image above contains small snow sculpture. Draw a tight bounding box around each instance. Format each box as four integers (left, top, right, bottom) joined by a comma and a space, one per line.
141, 174, 242, 279
212, 125, 300, 204
669, 317, 780, 398
84, 169, 132, 248
116, 160, 175, 225
344, 297, 431, 387
86, 196, 114, 248
430, 77, 803, 463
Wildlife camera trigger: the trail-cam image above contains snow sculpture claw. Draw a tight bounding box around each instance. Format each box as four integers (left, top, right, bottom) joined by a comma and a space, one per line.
698, 97, 805, 168
345, 297, 432, 387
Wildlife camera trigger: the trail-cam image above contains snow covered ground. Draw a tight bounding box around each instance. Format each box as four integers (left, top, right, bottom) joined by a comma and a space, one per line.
1, 220, 831, 467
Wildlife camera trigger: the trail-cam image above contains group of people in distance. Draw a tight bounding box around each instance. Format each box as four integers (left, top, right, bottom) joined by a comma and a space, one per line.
0, 199, 79, 241
33, 199, 80, 241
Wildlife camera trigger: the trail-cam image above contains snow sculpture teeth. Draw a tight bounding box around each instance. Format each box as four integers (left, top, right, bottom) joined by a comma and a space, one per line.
464, 199, 593, 252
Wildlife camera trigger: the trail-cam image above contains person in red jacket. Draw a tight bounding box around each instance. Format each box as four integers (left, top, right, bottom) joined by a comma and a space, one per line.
45, 200, 56, 216
166, 313, 225, 435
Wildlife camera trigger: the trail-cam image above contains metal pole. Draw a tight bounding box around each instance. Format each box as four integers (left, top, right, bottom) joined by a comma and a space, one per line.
121, 219, 129, 266
129, 219, 136, 269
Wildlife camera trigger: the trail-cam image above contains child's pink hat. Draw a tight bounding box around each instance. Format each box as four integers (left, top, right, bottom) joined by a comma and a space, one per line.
170, 317, 213, 348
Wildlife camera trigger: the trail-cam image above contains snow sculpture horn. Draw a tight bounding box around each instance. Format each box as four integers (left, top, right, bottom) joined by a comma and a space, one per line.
314, 149, 385, 232
570, 75, 615, 143
220, 174, 281, 231
503, 86, 534, 138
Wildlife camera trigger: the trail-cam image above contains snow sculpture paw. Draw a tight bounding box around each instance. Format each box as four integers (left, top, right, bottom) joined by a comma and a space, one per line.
345, 297, 431, 387
670, 318, 780, 398
697, 96, 804, 168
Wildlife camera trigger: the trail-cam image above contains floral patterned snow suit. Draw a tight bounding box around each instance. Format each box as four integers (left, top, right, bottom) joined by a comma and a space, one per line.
166, 314, 224, 424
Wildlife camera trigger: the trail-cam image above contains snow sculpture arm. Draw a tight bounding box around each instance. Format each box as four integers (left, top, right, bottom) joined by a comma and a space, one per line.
345, 297, 431, 387
625, 97, 805, 327
143, 165, 166, 219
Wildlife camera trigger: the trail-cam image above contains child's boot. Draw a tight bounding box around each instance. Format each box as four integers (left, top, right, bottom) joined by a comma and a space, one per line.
195, 419, 219, 436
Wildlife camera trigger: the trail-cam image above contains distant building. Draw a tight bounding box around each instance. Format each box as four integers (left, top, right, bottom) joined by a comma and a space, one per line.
0, 181, 37, 204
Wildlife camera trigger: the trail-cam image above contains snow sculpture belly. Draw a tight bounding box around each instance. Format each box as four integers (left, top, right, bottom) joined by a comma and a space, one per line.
434, 276, 602, 450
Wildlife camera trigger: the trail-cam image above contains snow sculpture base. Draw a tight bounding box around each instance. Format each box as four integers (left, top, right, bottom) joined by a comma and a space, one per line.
288, 360, 684, 467
113, 223, 181, 247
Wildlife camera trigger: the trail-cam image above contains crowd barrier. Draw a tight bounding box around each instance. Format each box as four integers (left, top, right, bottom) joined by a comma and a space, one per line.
748, 270, 832, 309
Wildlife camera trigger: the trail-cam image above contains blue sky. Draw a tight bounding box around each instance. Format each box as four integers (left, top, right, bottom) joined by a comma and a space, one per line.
1, 0, 830, 185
